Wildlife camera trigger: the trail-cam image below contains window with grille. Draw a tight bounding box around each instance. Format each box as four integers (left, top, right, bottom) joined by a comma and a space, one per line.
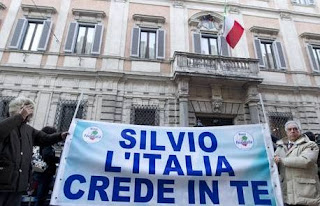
55, 100, 87, 132
0, 97, 14, 121
130, 105, 159, 126
269, 112, 293, 139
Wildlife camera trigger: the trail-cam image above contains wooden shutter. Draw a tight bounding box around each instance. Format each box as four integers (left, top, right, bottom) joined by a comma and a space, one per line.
91, 24, 104, 55
9, 18, 28, 49
193, 32, 201, 54
273, 41, 287, 69
37, 20, 52, 51
253, 38, 265, 67
156, 29, 165, 59
307, 44, 320, 71
130, 27, 140, 57
64, 22, 78, 53
219, 36, 230, 56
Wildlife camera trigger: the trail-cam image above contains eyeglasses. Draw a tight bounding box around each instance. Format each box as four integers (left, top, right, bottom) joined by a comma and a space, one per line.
287, 127, 298, 131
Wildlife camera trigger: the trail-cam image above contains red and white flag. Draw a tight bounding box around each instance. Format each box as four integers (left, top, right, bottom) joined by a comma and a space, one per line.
223, 16, 244, 48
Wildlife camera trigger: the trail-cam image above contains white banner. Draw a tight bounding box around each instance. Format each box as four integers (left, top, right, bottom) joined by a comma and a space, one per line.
51, 120, 283, 206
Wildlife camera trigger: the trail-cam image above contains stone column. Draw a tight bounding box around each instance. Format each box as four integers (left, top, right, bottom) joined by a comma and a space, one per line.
177, 77, 190, 127
246, 86, 260, 124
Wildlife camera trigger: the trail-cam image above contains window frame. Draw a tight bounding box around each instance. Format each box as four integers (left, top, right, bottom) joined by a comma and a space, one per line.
139, 29, 157, 59
130, 105, 159, 126
21, 20, 44, 51
74, 23, 96, 55
200, 33, 219, 55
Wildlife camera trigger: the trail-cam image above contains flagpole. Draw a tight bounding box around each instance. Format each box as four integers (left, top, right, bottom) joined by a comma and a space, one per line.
218, 0, 227, 56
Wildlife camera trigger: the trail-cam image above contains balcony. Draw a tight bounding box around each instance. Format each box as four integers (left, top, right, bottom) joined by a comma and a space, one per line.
172, 51, 261, 84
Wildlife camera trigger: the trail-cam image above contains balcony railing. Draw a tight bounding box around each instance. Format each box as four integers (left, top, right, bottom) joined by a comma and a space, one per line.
172, 51, 260, 79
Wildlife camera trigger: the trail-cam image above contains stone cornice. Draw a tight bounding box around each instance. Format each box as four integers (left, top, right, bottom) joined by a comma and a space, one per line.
0, 3, 6, 10
21, 4, 56, 15
249, 26, 279, 36
72, 9, 106, 18
300, 32, 320, 41
133, 14, 165, 24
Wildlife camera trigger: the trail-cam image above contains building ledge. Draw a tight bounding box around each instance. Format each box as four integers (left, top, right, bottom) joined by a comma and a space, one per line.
21, 4, 56, 14
72, 9, 106, 18
300, 32, 320, 41
249, 26, 279, 36
133, 14, 165, 24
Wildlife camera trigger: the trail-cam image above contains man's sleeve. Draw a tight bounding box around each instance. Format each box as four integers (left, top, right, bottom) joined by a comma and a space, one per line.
282, 142, 319, 169
0, 114, 24, 142
33, 129, 63, 146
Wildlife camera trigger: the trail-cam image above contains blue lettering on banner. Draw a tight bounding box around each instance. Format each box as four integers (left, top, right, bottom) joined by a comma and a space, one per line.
88, 176, 109, 201
112, 177, 131, 202
157, 179, 175, 203
120, 129, 136, 149
252, 181, 272, 205
230, 181, 249, 204
134, 178, 153, 202
64, 174, 86, 200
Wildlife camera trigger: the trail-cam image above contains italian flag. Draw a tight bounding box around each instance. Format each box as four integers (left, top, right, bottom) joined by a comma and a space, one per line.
223, 16, 244, 48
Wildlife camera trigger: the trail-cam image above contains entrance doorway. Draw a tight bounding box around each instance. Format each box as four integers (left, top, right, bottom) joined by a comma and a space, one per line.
196, 116, 234, 126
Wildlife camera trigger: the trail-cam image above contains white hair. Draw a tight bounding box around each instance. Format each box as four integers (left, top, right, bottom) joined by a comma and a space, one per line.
9, 96, 35, 116
284, 120, 301, 132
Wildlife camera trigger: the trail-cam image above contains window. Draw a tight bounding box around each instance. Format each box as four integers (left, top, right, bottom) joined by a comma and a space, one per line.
0, 97, 14, 121
75, 25, 95, 54
196, 116, 233, 126
55, 100, 86, 132
130, 105, 159, 126
307, 44, 320, 72
201, 35, 218, 55
22, 21, 43, 51
193, 33, 229, 56
139, 30, 156, 59
130, 27, 165, 59
292, 0, 315, 5
9, 18, 52, 51
254, 38, 287, 70
260, 41, 277, 69
269, 112, 293, 139
64, 22, 103, 55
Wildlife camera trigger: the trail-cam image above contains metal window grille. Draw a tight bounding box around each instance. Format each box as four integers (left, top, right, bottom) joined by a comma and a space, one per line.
130, 105, 159, 126
54, 100, 87, 132
0, 96, 14, 121
268, 112, 293, 139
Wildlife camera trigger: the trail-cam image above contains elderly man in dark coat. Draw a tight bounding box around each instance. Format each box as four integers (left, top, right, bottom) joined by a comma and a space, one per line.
0, 96, 68, 206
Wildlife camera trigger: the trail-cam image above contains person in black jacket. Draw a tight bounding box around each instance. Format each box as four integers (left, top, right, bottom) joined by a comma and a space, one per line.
33, 126, 60, 206
0, 96, 67, 206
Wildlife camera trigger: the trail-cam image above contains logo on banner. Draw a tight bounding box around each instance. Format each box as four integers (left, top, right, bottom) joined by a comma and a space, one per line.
234, 132, 254, 150
83, 127, 103, 143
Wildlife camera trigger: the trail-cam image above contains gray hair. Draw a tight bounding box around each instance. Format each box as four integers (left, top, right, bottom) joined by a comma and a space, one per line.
284, 120, 301, 132
9, 96, 35, 116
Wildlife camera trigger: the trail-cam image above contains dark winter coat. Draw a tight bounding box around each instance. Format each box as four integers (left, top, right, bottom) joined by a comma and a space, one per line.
0, 114, 62, 192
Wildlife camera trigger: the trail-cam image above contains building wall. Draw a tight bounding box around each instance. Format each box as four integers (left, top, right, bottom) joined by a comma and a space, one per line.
0, 0, 319, 136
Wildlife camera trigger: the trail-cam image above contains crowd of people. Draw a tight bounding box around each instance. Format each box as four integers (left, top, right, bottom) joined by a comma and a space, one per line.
0, 96, 319, 206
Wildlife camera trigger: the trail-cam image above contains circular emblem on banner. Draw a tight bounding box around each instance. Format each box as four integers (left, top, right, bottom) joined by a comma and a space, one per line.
83, 127, 103, 143
234, 131, 254, 150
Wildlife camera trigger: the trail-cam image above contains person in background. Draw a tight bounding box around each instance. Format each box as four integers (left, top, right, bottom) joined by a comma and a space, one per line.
304, 131, 316, 142
274, 120, 320, 206
33, 126, 60, 206
0, 96, 68, 206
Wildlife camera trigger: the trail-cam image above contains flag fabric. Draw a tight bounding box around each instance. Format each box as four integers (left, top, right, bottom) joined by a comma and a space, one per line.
223, 16, 244, 48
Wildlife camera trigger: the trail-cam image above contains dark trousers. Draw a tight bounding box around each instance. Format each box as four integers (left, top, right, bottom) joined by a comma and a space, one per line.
33, 173, 53, 206
0, 192, 22, 206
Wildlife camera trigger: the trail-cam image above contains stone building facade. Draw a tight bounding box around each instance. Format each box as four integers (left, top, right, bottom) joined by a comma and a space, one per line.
0, 0, 320, 139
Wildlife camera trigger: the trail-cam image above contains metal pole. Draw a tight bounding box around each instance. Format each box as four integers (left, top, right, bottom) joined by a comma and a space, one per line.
259, 93, 268, 124
72, 92, 84, 120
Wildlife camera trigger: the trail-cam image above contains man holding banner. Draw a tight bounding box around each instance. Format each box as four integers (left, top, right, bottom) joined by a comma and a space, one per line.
274, 120, 320, 206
